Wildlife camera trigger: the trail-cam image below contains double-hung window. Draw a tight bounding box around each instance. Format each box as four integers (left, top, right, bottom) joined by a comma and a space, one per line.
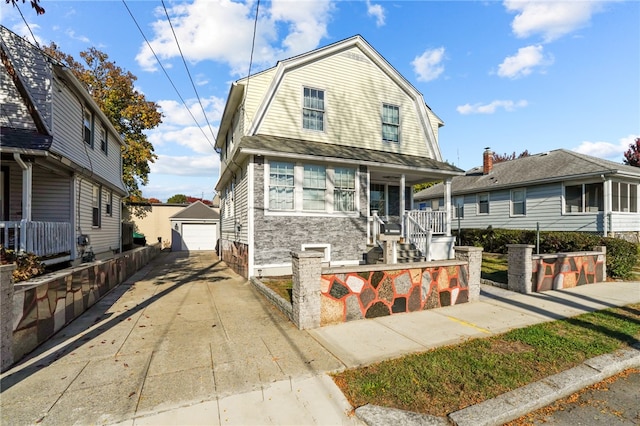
84, 110, 93, 147
511, 189, 526, 216
269, 162, 294, 210
99, 127, 107, 154
382, 104, 399, 142
303, 87, 324, 131
105, 190, 113, 216
334, 167, 356, 211
478, 193, 489, 214
611, 182, 638, 213
565, 183, 603, 213
303, 165, 326, 210
92, 185, 101, 227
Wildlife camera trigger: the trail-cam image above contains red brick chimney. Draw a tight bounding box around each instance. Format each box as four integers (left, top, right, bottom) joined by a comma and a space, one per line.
483, 147, 493, 175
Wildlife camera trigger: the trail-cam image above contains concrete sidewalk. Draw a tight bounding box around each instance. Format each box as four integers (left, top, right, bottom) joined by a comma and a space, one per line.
1, 250, 639, 426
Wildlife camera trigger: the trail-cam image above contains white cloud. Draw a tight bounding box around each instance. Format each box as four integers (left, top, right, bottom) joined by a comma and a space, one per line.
64, 29, 89, 43
504, 0, 605, 42
572, 134, 640, 163
136, 0, 334, 76
366, 0, 386, 27
497, 44, 552, 79
411, 47, 445, 82
457, 100, 528, 115
150, 154, 220, 177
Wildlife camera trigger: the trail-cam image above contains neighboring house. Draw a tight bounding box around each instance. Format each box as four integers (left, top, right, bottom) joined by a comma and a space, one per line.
0, 26, 127, 264
124, 202, 189, 249
415, 148, 640, 241
215, 35, 463, 278
169, 200, 220, 251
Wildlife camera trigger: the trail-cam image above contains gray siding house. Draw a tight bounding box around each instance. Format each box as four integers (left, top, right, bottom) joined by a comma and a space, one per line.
415, 148, 640, 241
215, 35, 463, 278
1, 26, 128, 263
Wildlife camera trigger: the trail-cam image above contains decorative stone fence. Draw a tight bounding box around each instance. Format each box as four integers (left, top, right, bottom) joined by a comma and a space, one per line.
4, 244, 161, 370
285, 246, 483, 329
507, 244, 606, 294
1, 263, 16, 372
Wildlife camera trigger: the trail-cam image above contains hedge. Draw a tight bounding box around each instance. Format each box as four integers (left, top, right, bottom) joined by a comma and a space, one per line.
455, 228, 639, 279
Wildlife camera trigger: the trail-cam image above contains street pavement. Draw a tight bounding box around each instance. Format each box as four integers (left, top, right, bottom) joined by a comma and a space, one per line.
1, 251, 639, 425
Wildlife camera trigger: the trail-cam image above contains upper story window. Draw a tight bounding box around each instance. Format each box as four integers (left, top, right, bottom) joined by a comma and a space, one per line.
269, 161, 295, 210
382, 104, 399, 142
83, 110, 93, 147
565, 182, 603, 213
105, 190, 113, 216
511, 189, 526, 216
303, 165, 326, 211
303, 87, 324, 131
612, 182, 638, 213
334, 167, 356, 212
99, 127, 108, 154
478, 193, 489, 215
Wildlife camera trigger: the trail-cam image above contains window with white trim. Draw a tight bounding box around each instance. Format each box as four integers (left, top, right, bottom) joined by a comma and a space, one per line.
303, 87, 324, 131
565, 183, 603, 213
105, 190, 113, 216
84, 110, 93, 147
382, 104, 399, 142
478, 192, 489, 214
303, 165, 326, 210
99, 127, 107, 154
612, 182, 638, 213
334, 167, 356, 211
92, 185, 101, 227
511, 189, 526, 216
269, 162, 294, 210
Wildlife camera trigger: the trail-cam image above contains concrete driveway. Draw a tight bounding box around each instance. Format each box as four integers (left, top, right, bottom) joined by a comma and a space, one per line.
0, 251, 355, 425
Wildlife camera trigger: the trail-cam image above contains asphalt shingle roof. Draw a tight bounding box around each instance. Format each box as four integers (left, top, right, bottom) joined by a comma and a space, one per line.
170, 201, 219, 220
0, 127, 53, 151
414, 149, 640, 199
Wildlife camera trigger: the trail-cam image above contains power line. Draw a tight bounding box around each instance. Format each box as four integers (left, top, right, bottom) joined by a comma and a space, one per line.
161, 0, 217, 145
121, 0, 216, 153
242, 0, 260, 108
13, 2, 39, 48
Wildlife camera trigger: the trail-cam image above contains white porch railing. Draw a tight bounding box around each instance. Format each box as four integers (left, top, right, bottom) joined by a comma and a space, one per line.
405, 210, 448, 235
0, 221, 72, 257
404, 214, 433, 262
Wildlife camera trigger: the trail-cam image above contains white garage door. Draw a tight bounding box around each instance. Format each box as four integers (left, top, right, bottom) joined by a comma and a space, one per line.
181, 223, 217, 251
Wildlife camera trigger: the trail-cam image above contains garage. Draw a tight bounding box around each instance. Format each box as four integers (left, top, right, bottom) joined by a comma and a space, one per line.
170, 201, 220, 251
181, 223, 217, 251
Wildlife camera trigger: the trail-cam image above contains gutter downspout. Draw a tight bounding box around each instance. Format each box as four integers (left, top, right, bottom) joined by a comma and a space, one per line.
14, 153, 32, 252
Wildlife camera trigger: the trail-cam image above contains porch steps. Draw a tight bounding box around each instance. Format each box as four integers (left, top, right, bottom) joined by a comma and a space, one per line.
366, 243, 426, 265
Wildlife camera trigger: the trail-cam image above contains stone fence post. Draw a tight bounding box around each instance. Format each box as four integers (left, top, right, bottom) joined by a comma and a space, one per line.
507, 244, 534, 294
291, 251, 323, 330
1, 264, 16, 372
593, 246, 607, 280
454, 246, 483, 302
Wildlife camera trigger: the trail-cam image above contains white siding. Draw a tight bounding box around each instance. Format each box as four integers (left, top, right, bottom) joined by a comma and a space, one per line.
255, 46, 432, 158
76, 177, 121, 257
31, 166, 71, 222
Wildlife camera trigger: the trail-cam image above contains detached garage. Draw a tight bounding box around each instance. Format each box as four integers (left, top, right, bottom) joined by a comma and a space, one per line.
170, 201, 220, 251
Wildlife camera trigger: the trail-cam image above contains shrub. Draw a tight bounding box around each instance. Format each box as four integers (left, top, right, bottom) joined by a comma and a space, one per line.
455, 228, 639, 279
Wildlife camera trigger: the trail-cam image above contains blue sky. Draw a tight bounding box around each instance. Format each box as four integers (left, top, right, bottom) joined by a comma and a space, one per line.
2, 0, 639, 202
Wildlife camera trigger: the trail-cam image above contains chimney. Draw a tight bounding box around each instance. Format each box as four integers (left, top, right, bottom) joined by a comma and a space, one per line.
483, 147, 493, 175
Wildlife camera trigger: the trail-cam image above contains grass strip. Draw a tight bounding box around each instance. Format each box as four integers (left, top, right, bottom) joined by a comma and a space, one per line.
332, 304, 640, 417
481, 253, 508, 284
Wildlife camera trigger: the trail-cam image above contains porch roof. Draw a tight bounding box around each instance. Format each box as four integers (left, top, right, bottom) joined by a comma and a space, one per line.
238, 134, 463, 175
0, 127, 52, 151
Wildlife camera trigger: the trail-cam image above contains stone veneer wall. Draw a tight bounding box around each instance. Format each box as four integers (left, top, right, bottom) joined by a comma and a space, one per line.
220, 240, 249, 278
1, 264, 16, 372
9, 244, 161, 364
507, 244, 606, 293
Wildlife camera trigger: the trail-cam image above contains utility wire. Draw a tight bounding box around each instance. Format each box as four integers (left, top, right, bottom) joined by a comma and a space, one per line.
13, 2, 40, 48
242, 0, 260, 107
161, 0, 217, 144
121, 0, 216, 152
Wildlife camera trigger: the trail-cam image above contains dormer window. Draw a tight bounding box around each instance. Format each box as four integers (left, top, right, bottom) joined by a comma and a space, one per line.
303, 87, 324, 131
382, 104, 399, 142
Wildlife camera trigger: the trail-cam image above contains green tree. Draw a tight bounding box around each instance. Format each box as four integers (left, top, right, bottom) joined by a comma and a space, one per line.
43, 44, 163, 211
413, 181, 441, 193
167, 194, 188, 204
623, 138, 640, 167
493, 150, 530, 163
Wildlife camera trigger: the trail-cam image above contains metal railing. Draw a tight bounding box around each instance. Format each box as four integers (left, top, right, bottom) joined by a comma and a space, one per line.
0, 220, 72, 257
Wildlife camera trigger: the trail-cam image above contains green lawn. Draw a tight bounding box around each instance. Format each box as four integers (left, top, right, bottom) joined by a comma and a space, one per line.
481, 253, 508, 284
260, 276, 293, 303
332, 304, 640, 417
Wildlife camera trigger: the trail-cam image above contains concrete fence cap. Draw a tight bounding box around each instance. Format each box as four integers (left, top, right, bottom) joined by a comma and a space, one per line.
290, 250, 325, 259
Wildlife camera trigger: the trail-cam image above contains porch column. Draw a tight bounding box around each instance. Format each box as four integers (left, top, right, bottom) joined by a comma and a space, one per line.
444, 178, 452, 236
603, 179, 611, 237
399, 174, 405, 235
14, 154, 32, 221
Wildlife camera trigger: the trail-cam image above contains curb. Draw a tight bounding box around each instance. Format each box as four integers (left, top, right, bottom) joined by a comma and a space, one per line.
355, 345, 640, 426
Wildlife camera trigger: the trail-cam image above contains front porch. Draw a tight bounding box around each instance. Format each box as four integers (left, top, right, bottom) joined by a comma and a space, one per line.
1, 220, 72, 263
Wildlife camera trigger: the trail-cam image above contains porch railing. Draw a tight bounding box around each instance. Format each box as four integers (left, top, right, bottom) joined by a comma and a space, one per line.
405, 210, 447, 235
0, 221, 72, 257
404, 214, 432, 262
